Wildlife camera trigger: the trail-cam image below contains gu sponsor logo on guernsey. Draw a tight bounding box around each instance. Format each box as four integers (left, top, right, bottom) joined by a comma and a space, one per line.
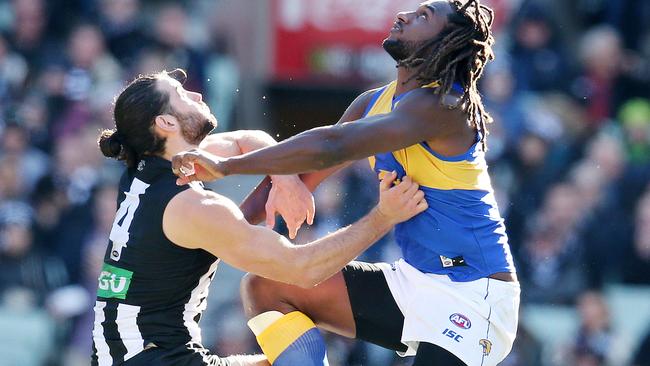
97, 263, 133, 299
449, 313, 472, 330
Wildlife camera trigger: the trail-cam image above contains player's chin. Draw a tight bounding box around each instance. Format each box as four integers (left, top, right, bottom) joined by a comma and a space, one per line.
384, 33, 399, 43
202, 113, 218, 132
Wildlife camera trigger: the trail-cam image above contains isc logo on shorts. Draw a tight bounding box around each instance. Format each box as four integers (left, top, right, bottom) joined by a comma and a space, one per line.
449, 313, 472, 329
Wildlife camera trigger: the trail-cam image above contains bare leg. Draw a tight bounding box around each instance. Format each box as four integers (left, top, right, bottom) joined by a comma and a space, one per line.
240, 271, 356, 338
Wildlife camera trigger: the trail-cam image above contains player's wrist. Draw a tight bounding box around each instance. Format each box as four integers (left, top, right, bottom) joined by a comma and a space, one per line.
217, 158, 231, 177
369, 206, 396, 229
270, 174, 300, 186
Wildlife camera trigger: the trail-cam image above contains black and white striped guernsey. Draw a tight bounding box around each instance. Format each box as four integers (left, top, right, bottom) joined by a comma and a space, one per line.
92, 156, 219, 366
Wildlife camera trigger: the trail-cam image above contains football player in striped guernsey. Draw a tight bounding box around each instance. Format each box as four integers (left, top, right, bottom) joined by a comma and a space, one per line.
92, 68, 427, 366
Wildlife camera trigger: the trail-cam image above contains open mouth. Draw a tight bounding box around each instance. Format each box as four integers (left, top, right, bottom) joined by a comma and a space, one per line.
391, 22, 403, 33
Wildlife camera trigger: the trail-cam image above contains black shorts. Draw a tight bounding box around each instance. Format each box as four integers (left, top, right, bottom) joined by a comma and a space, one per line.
122, 342, 229, 366
342, 261, 466, 366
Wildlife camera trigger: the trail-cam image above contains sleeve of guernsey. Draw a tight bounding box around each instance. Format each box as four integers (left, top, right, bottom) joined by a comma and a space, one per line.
248, 311, 328, 366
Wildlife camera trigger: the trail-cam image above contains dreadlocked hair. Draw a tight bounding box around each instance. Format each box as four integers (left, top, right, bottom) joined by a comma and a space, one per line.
398, 0, 495, 151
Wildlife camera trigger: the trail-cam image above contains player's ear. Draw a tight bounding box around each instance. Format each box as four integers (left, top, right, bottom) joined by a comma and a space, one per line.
154, 114, 179, 133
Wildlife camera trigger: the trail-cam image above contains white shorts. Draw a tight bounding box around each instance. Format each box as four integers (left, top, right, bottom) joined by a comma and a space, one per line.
378, 259, 520, 366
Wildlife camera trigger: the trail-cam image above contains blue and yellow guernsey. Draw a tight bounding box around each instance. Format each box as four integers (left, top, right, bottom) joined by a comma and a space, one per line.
364, 81, 515, 282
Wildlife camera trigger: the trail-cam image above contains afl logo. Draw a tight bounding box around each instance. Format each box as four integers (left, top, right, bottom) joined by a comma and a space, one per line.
449, 313, 472, 329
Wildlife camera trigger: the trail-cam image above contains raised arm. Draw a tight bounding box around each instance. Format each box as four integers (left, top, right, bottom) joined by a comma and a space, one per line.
163, 173, 426, 288
172, 89, 464, 179
237, 89, 377, 225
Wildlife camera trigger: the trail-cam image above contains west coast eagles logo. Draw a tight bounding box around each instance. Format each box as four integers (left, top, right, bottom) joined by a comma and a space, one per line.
479, 339, 492, 356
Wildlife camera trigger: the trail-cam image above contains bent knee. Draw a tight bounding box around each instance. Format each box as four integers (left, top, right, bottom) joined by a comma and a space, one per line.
240, 273, 286, 317
240, 273, 271, 298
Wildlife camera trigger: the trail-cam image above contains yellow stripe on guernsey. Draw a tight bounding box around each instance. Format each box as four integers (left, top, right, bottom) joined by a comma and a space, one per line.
255, 311, 316, 364
366, 81, 492, 192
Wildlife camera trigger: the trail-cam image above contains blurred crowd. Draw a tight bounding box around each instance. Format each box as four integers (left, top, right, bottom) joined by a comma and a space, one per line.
0, 0, 649, 365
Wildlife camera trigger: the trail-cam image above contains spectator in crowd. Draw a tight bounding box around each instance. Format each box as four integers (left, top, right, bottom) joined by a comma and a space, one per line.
47, 125, 108, 284
509, 2, 570, 93
619, 98, 650, 165
150, 3, 206, 93
0, 206, 67, 305
571, 25, 649, 129
503, 111, 566, 251
618, 99, 650, 212
56, 23, 121, 138
574, 134, 628, 286
97, 0, 148, 69
572, 26, 624, 128
621, 187, 650, 285
518, 182, 587, 304
0, 121, 49, 192
0, 33, 28, 109
571, 291, 615, 366
13, 93, 52, 152
5, 0, 56, 71
481, 59, 527, 149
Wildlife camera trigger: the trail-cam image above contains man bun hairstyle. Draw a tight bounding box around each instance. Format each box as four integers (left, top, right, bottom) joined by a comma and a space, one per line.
97, 68, 187, 168
98, 129, 124, 158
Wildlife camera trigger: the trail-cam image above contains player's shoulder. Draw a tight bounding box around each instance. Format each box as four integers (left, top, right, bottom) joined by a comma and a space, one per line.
166, 183, 240, 218
395, 87, 464, 119
342, 85, 388, 123
163, 183, 247, 250
164, 183, 225, 220
355, 85, 385, 107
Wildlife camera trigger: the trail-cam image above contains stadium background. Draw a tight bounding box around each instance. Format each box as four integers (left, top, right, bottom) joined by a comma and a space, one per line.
0, 0, 649, 365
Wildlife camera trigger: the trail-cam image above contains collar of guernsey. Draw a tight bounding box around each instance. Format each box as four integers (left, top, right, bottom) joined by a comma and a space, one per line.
362, 80, 515, 282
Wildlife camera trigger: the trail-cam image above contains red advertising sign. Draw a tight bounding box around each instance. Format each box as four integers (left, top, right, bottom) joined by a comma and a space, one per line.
271, 0, 420, 83
271, 0, 513, 83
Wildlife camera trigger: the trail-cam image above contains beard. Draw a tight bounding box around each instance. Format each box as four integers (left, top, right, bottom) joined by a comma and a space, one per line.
173, 109, 217, 145
382, 38, 421, 62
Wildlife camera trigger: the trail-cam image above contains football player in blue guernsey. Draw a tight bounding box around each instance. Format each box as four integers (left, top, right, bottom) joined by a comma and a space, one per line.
172, 0, 519, 365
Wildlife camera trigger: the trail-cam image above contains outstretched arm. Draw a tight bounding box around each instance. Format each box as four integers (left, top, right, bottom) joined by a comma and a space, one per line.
173, 89, 462, 179
223, 90, 459, 175
163, 172, 426, 288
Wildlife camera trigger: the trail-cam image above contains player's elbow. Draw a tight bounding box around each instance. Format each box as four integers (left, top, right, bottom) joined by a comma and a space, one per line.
248, 129, 277, 145
292, 274, 320, 289
298, 274, 323, 289
282, 251, 321, 288
254, 248, 312, 287
296, 260, 329, 289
